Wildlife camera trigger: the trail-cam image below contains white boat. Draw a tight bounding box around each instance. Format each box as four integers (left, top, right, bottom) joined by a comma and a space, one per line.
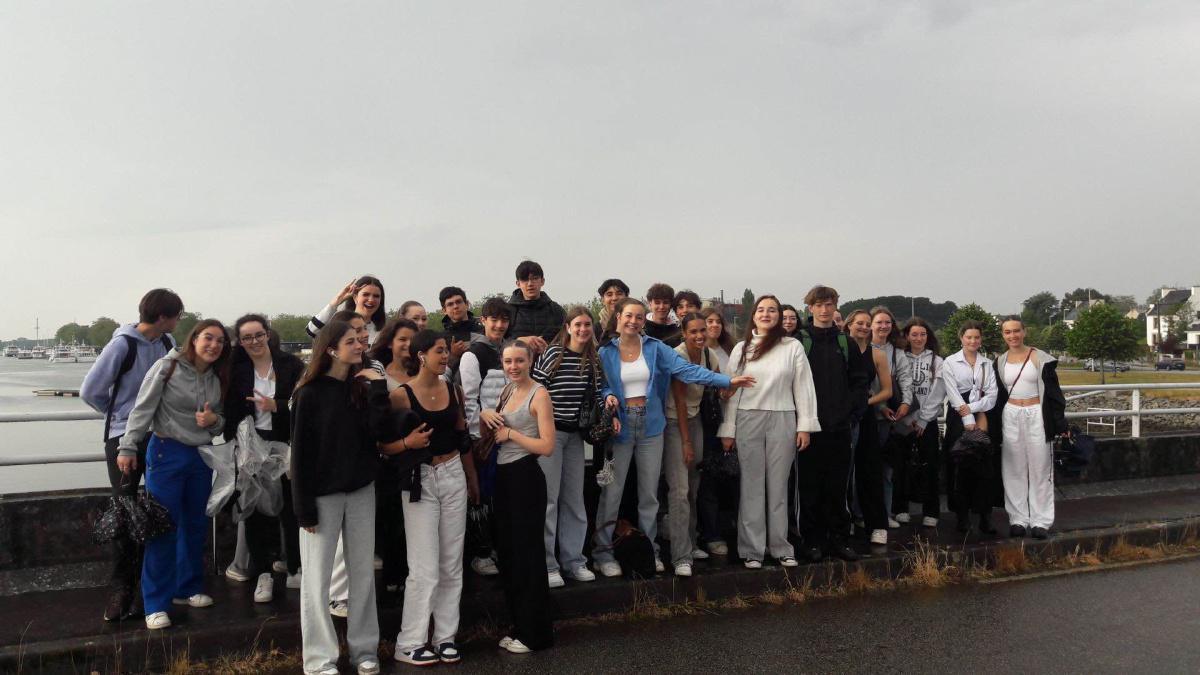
31, 347, 49, 359
48, 346, 77, 364
74, 346, 97, 363
17, 349, 33, 359
3, 346, 16, 357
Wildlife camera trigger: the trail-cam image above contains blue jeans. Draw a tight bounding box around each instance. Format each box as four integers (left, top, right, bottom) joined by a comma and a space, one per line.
141, 435, 212, 615
593, 406, 665, 563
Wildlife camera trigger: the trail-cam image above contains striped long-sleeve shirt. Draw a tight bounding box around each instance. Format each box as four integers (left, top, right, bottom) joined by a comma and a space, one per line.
532, 345, 605, 429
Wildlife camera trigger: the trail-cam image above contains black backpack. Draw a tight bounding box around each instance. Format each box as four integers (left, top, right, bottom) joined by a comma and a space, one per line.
103, 333, 176, 439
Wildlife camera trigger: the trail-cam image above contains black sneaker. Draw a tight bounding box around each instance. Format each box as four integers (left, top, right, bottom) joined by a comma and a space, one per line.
978, 516, 997, 535
1009, 524, 1027, 538
1031, 527, 1049, 540
828, 540, 860, 562
436, 642, 462, 664
956, 512, 971, 533
803, 545, 824, 563
394, 647, 440, 667
103, 590, 130, 622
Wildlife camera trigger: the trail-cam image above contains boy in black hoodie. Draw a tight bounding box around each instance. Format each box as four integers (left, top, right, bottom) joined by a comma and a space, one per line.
794, 285, 868, 561
505, 260, 565, 354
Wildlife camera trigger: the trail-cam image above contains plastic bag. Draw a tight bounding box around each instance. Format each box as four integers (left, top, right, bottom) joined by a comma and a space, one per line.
199, 416, 290, 518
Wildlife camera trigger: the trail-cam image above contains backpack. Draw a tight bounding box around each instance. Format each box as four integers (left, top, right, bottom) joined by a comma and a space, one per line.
103, 333, 176, 439
798, 329, 849, 365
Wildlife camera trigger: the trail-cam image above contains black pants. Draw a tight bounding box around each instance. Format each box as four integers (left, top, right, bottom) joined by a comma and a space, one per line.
796, 429, 852, 547
243, 429, 300, 577
104, 436, 147, 596
853, 416, 889, 531
376, 478, 408, 588
697, 433, 724, 544
494, 455, 554, 650
891, 428, 941, 519
944, 401, 993, 519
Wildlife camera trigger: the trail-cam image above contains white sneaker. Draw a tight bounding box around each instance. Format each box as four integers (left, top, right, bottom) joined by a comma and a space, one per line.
706, 541, 729, 556
271, 560, 288, 574
172, 594, 213, 608
887, 517, 901, 529
224, 565, 250, 582
286, 572, 302, 589
870, 529, 888, 545
674, 562, 693, 577
329, 600, 348, 618
471, 556, 500, 576
744, 560, 762, 569
305, 667, 339, 675
922, 516, 939, 528
145, 611, 171, 630
505, 638, 531, 654
595, 561, 623, 578
567, 566, 596, 582
253, 573, 274, 603
691, 548, 710, 560
895, 513, 911, 524
356, 659, 381, 675
654, 558, 665, 574
547, 570, 565, 588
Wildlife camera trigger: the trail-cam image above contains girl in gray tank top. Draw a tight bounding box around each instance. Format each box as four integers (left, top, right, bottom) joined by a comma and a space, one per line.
497, 383, 545, 464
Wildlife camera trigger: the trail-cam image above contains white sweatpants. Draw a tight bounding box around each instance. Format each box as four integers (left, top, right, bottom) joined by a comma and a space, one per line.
1001, 405, 1055, 529
396, 455, 468, 652
298, 483, 378, 673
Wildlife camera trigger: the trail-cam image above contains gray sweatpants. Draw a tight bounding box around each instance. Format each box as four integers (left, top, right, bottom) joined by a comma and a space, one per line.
663, 414, 703, 565
298, 483, 379, 673
735, 410, 796, 562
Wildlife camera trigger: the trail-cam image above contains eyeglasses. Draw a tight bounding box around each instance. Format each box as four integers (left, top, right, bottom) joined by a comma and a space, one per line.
239, 332, 269, 344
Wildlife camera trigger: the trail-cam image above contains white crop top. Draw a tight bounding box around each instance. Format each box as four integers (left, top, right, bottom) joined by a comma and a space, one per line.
620, 353, 651, 399
1005, 359, 1039, 399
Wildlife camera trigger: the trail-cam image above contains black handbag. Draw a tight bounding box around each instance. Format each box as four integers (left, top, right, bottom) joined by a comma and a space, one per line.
576, 362, 603, 433
585, 404, 617, 447
698, 349, 724, 433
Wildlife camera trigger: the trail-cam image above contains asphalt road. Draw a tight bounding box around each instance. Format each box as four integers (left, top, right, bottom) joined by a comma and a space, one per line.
406, 557, 1200, 674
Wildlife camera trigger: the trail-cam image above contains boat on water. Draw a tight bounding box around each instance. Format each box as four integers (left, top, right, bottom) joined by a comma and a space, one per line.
48, 346, 77, 363
17, 349, 33, 360
3, 346, 17, 357
31, 347, 49, 359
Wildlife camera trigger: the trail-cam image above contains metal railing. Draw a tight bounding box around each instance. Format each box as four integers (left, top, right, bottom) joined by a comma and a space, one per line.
1062, 382, 1200, 438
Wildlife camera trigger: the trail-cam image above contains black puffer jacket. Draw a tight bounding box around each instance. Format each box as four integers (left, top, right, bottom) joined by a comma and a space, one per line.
505, 290, 565, 343
442, 312, 483, 344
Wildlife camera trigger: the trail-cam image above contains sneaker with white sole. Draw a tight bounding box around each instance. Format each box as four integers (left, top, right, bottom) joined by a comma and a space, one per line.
356, 659, 381, 675
471, 556, 500, 576
305, 666, 339, 675
744, 559, 763, 569
394, 647, 439, 666
895, 513, 911, 524
654, 558, 665, 574
286, 572, 302, 589
145, 611, 171, 630
547, 570, 565, 588
922, 516, 939, 527
706, 541, 729, 556
224, 565, 250, 582
172, 594, 213, 608
674, 562, 693, 577
329, 600, 348, 618
595, 561, 623, 578
253, 573, 274, 603
272, 560, 288, 574
498, 636, 513, 649
778, 556, 798, 568
505, 638, 532, 654
691, 548, 710, 560
870, 529, 888, 545
887, 517, 901, 529
436, 642, 461, 664
567, 566, 596, 582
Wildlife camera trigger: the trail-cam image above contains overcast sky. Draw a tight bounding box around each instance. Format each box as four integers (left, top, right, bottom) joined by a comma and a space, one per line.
2, 1, 1198, 339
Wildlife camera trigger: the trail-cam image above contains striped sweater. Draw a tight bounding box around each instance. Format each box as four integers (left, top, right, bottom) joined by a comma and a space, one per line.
532, 345, 605, 429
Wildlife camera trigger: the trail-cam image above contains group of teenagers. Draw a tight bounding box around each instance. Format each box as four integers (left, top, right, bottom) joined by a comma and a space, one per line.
80, 260, 1067, 674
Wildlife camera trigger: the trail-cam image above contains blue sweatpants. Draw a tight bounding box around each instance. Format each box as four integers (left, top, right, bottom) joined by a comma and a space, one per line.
141, 435, 213, 615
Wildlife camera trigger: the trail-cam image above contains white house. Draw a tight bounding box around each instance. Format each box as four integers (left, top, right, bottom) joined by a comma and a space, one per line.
1145, 286, 1200, 351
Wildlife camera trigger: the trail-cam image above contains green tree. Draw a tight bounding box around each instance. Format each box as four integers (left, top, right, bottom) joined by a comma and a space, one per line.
838, 296, 958, 328
270, 314, 313, 343
88, 317, 120, 346
938, 304, 1002, 355
172, 312, 203, 344
55, 322, 90, 345
1066, 304, 1141, 383
1061, 288, 1111, 310
1041, 322, 1070, 354
1109, 295, 1138, 315
1020, 291, 1057, 327
740, 288, 755, 334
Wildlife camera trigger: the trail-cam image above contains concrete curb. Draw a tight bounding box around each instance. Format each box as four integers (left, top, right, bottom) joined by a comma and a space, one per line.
5, 515, 1198, 674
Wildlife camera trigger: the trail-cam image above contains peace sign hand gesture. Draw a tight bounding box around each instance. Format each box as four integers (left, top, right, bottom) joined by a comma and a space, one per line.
246, 390, 276, 413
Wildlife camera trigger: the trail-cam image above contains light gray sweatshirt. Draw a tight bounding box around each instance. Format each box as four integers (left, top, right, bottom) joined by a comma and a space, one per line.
117, 351, 225, 456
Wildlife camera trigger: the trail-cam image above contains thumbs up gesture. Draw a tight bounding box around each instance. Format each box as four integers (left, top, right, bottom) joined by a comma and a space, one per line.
196, 402, 218, 428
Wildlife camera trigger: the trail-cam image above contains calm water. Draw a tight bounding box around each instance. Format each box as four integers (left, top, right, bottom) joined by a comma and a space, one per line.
0, 357, 108, 494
